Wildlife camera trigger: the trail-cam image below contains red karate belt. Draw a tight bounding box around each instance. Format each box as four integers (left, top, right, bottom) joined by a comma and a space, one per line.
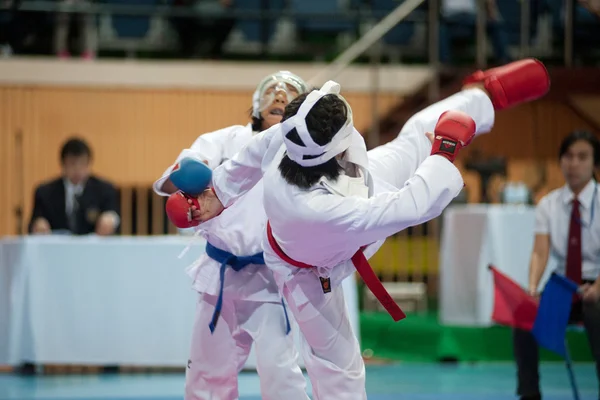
266, 222, 406, 322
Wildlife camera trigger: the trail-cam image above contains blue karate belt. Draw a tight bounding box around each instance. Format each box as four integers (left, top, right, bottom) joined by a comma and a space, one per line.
204, 242, 291, 335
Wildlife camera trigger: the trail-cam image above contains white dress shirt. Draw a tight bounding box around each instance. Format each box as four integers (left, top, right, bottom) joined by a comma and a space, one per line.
535, 179, 600, 280
63, 178, 85, 216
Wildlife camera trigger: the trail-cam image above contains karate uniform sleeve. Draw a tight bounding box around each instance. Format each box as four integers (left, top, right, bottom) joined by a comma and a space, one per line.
323, 155, 464, 249
212, 125, 281, 208
153, 127, 237, 196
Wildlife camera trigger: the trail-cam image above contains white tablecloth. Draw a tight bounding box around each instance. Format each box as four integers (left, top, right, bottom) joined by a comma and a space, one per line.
439, 205, 554, 327
0, 236, 358, 368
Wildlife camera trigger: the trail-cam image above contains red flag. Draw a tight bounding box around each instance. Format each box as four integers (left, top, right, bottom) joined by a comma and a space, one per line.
489, 265, 539, 331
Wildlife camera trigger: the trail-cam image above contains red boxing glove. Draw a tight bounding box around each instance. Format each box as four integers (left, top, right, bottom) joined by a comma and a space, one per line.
166, 191, 201, 229
430, 110, 476, 163
463, 58, 550, 111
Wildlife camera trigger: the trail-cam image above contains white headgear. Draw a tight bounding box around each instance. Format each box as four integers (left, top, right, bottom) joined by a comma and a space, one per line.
281, 81, 354, 167
252, 71, 309, 119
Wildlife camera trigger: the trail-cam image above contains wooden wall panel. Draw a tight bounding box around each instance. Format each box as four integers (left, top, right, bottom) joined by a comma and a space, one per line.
0, 85, 399, 236
464, 100, 595, 160
0, 87, 37, 236
1, 85, 595, 236
569, 95, 600, 129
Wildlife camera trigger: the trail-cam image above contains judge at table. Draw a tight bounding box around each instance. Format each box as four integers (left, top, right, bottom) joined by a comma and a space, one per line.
514, 131, 600, 400
28, 137, 120, 236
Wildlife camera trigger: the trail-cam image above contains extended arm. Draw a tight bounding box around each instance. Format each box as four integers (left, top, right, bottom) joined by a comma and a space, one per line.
153, 127, 236, 196
529, 198, 550, 296
96, 183, 120, 235
28, 187, 51, 234
528, 235, 550, 295
324, 110, 472, 248
528, 198, 551, 295
212, 124, 281, 208
355, 155, 463, 242
319, 155, 464, 250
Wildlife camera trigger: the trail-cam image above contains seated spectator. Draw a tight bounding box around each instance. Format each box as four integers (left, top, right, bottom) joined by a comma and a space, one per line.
0, 0, 20, 56
465, 148, 507, 203
439, 0, 511, 65
501, 181, 533, 205
28, 137, 119, 235
169, 0, 235, 59
54, 0, 96, 59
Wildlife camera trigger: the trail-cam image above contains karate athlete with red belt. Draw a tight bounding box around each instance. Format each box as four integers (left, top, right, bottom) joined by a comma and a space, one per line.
167, 59, 550, 399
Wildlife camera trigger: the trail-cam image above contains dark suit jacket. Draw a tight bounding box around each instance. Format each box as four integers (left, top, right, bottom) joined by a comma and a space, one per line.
28, 176, 120, 235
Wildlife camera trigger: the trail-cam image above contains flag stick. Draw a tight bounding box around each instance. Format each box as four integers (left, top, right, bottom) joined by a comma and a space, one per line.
564, 338, 580, 400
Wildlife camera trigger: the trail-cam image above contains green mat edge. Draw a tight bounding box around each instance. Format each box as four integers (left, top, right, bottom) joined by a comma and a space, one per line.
359, 312, 593, 363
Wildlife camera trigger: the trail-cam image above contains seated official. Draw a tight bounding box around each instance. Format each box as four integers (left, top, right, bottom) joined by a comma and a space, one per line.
514, 131, 600, 400
28, 137, 120, 236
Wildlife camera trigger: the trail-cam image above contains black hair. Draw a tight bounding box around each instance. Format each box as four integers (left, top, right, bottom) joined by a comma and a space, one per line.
249, 107, 263, 132
60, 137, 92, 163
278, 93, 348, 189
559, 130, 599, 180
559, 130, 600, 165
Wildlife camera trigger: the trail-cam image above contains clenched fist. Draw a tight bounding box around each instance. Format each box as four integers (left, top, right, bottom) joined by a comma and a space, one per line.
165, 189, 225, 229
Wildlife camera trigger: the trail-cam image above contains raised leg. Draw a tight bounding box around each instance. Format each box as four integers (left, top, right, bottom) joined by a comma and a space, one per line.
368, 88, 494, 190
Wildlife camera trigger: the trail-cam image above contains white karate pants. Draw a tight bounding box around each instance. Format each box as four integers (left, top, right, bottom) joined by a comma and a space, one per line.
273, 88, 496, 400
185, 292, 309, 400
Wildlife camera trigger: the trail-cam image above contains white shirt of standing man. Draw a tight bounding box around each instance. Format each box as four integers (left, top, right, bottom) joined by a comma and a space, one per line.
529, 131, 600, 304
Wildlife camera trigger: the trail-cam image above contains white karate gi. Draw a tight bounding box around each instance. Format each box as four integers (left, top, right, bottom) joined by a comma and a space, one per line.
154, 123, 308, 400
211, 88, 495, 400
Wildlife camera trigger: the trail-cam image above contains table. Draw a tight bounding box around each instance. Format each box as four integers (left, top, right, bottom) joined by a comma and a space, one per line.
439, 205, 555, 327
0, 236, 358, 368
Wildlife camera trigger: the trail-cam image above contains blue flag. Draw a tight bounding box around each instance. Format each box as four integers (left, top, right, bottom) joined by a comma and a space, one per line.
531, 273, 579, 357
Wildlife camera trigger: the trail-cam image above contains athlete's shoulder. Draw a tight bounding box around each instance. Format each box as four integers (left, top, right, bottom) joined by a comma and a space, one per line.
227, 123, 254, 140
216, 124, 251, 137
195, 124, 249, 142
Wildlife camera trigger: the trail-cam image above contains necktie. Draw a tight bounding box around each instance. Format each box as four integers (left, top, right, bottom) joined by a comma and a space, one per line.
67, 193, 80, 234
565, 198, 582, 288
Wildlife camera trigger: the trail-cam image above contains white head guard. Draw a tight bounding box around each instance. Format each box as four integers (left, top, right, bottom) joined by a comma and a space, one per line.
252, 71, 309, 118
281, 81, 354, 167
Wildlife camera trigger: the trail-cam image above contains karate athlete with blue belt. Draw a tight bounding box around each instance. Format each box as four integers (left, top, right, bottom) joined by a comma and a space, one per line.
153, 71, 310, 400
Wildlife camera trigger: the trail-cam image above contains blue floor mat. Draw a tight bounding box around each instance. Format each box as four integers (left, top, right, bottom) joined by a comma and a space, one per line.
0, 363, 597, 399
